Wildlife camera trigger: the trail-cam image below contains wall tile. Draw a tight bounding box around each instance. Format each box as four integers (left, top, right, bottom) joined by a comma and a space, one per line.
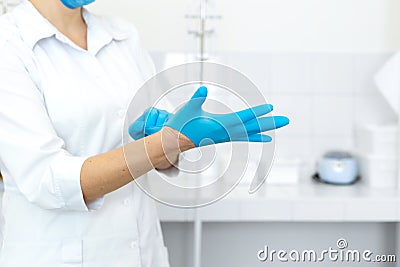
269, 94, 313, 136
149, 51, 166, 71
274, 135, 312, 160
353, 53, 392, 95
149, 52, 398, 167
312, 54, 355, 94
343, 199, 398, 222
292, 199, 344, 221
313, 95, 354, 135
229, 53, 273, 97
354, 91, 397, 126
212, 52, 232, 66
270, 53, 312, 94
239, 199, 292, 221
312, 135, 355, 160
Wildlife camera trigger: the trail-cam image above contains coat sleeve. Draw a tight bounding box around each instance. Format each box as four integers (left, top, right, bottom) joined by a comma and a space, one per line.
0, 40, 96, 212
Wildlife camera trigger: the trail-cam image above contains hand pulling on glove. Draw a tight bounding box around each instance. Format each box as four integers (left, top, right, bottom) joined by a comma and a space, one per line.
129, 86, 290, 147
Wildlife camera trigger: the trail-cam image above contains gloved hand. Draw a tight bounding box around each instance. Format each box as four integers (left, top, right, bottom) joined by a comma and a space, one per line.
165, 86, 290, 147
129, 107, 171, 140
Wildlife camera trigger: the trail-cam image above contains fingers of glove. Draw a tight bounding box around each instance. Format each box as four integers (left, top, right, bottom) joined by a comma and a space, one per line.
232, 134, 272, 143
128, 120, 145, 139
191, 86, 208, 99
144, 108, 159, 127
145, 126, 163, 136
156, 109, 170, 126
268, 116, 290, 130
134, 109, 149, 124
234, 104, 274, 123
187, 86, 208, 109
244, 116, 290, 135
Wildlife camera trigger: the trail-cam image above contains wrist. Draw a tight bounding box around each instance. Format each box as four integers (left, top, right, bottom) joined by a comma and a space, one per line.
145, 127, 195, 169
162, 127, 196, 152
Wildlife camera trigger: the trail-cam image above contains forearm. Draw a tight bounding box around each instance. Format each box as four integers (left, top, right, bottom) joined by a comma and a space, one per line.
80, 127, 195, 203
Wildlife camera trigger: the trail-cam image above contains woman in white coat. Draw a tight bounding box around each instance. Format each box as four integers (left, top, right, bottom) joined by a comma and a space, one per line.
0, 0, 288, 266
0, 0, 188, 266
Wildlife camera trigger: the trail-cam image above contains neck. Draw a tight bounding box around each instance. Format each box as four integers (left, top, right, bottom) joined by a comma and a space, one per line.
29, 0, 88, 50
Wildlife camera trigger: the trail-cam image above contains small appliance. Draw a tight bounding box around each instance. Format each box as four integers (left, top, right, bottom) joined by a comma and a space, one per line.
314, 151, 359, 185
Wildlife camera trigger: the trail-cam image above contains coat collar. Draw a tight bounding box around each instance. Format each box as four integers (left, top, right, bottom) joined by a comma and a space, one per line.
12, 1, 130, 54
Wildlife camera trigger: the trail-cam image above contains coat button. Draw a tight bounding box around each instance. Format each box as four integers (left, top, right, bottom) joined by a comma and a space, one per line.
123, 198, 131, 206
130, 241, 137, 249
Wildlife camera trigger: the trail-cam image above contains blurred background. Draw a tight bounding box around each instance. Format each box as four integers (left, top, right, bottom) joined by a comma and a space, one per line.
88, 0, 400, 172
88, 1, 400, 266
3, 0, 400, 266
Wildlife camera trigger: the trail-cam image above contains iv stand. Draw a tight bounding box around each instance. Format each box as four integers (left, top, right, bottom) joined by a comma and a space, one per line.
192, 3, 206, 267
185, 1, 221, 267
2, 0, 8, 14
186, 0, 221, 61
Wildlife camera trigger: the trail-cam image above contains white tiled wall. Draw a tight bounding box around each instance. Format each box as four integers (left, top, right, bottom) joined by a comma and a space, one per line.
91, 0, 400, 53
150, 51, 397, 175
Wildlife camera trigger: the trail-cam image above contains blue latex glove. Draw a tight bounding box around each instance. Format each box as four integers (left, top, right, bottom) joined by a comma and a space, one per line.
129, 107, 171, 140
165, 86, 290, 147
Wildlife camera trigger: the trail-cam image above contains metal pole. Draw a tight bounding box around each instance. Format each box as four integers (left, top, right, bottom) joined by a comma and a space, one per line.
395, 44, 400, 190
191, 1, 215, 266
193, 211, 202, 267
2, 0, 8, 14
199, 0, 207, 61
396, 223, 400, 267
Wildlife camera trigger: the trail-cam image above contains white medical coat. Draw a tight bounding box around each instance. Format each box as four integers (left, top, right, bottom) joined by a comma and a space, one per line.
0, 1, 169, 266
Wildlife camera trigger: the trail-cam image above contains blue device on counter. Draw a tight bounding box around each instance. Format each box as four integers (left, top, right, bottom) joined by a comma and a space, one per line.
316, 151, 359, 185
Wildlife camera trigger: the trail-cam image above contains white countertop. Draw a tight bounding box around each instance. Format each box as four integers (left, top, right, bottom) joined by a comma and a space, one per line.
0, 180, 398, 222
157, 179, 400, 222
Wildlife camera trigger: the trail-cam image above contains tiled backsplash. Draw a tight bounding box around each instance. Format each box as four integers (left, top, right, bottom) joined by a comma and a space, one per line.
150, 51, 397, 174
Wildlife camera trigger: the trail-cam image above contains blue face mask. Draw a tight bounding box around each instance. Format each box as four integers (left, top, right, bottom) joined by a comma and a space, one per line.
61, 0, 96, 9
